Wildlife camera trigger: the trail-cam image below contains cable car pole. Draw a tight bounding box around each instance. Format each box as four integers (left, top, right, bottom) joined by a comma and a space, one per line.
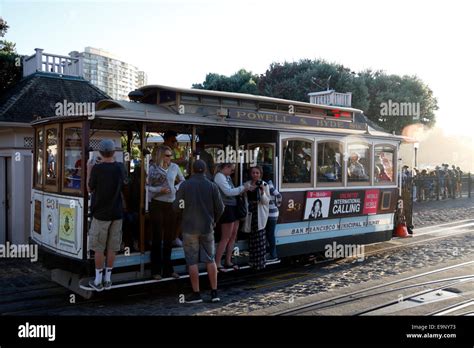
139, 123, 146, 277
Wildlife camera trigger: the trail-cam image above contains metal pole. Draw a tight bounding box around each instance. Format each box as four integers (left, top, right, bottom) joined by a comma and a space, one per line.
414, 147, 418, 168
139, 124, 146, 260
236, 128, 241, 186
191, 125, 196, 175
469, 172, 472, 198
82, 121, 90, 261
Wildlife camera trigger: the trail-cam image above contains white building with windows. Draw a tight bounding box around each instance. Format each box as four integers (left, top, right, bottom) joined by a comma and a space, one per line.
69, 47, 147, 101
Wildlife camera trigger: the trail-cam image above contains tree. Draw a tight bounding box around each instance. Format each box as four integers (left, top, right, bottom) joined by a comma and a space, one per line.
192, 69, 259, 95
0, 17, 22, 94
359, 70, 437, 132
193, 59, 438, 134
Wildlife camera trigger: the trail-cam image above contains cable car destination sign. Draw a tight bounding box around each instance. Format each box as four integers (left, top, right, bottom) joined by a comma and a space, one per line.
228, 109, 367, 130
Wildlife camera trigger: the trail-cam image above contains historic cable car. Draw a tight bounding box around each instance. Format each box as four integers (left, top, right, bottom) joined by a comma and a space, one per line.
30, 85, 403, 298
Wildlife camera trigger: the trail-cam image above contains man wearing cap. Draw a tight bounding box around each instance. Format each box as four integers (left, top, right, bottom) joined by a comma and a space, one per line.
173, 160, 224, 303
87, 139, 128, 291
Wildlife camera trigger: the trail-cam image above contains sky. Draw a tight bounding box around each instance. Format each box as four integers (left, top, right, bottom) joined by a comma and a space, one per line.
1, 0, 474, 139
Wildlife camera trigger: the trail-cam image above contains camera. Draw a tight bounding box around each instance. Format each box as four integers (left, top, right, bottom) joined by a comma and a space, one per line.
255, 180, 266, 188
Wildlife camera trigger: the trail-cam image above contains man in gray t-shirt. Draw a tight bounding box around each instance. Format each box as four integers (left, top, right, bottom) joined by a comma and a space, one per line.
173, 160, 224, 303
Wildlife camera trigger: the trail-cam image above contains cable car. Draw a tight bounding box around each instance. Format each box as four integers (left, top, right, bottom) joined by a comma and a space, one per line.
30, 85, 403, 298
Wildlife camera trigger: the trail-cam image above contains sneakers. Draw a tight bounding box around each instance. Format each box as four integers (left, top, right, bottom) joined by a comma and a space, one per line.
211, 290, 220, 303
103, 281, 112, 290
152, 274, 162, 280
266, 257, 280, 263
185, 292, 203, 304
89, 280, 104, 292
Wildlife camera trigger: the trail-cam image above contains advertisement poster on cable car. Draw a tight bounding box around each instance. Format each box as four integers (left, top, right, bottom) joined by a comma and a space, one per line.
59, 205, 76, 245
304, 191, 331, 220
328, 190, 365, 218
362, 189, 380, 215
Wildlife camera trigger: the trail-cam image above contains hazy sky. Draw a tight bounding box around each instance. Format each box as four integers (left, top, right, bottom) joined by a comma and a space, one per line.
1, 0, 473, 138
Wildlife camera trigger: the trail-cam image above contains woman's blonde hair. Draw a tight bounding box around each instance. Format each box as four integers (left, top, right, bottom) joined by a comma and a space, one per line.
153, 145, 173, 167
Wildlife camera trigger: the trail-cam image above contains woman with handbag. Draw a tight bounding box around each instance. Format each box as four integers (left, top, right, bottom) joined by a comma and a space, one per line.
243, 166, 270, 270
214, 163, 253, 272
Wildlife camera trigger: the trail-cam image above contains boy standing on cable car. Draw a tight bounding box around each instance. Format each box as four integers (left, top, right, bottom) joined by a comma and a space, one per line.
87, 139, 128, 291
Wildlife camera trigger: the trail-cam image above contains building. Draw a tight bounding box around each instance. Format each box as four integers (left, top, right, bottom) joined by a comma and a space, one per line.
0, 48, 110, 245
70, 47, 147, 101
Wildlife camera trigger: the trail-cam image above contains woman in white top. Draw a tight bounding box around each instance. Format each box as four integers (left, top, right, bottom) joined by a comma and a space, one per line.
242, 166, 270, 270
148, 145, 185, 279
214, 163, 253, 271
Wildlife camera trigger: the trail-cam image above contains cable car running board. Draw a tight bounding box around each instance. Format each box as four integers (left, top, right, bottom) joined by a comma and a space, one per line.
79, 259, 281, 291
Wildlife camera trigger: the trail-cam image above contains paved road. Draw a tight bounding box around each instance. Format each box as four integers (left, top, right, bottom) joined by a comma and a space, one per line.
0, 198, 472, 315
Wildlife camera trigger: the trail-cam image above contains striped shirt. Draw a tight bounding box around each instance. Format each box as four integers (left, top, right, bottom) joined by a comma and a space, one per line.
267, 181, 282, 219
147, 162, 185, 203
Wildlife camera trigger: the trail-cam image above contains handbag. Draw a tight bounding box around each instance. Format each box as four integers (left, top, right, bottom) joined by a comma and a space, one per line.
236, 195, 247, 220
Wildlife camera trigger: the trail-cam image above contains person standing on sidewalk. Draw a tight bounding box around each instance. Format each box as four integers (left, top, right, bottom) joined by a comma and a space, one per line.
87, 139, 128, 291
173, 160, 225, 303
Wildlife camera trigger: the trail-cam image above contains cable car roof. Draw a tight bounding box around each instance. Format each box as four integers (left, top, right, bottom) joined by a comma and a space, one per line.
139, 84, 363, 113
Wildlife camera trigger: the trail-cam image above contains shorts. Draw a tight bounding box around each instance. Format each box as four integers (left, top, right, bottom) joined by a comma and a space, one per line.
89, 218, 123, 252
219, 205, 238, 224
183, 233, 215, 266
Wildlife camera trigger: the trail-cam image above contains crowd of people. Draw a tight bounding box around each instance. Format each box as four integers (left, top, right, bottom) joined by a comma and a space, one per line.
402, 163, 467, 201
86, 132, 282, 304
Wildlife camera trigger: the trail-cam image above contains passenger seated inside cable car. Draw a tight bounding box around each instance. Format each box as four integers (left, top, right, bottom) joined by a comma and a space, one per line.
317, 142, 342, 183
283, 141, 311, 183
348, 152, 369, 181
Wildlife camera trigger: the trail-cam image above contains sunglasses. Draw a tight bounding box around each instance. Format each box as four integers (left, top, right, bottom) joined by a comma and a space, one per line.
165, 154, 172, 157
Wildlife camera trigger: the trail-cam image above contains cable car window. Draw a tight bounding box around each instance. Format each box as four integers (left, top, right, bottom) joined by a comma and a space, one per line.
63, 126, 83, 191
282, 139, 313, 185
45, 127, 59, 187
240, 100, 257, 108
222, 98, 239, 106
159, 90, 176, 103
181, 93, 200, 103
201, 96, 220, 105
248, 144, 275, 183
374, 145, 395, 183
317, 141, 343, 183
347, 143, 370, 183
35, 128, 44, 187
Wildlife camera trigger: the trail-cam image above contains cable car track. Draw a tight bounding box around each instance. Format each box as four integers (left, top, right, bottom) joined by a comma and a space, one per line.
272, 261, 474, 316
1, 221, 472, 315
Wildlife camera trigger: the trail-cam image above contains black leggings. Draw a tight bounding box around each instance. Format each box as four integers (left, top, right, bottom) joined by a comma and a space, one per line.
150, 200, 177, 276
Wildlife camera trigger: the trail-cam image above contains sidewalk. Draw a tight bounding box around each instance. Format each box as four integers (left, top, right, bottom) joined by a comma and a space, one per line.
413, 197, 474, 227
